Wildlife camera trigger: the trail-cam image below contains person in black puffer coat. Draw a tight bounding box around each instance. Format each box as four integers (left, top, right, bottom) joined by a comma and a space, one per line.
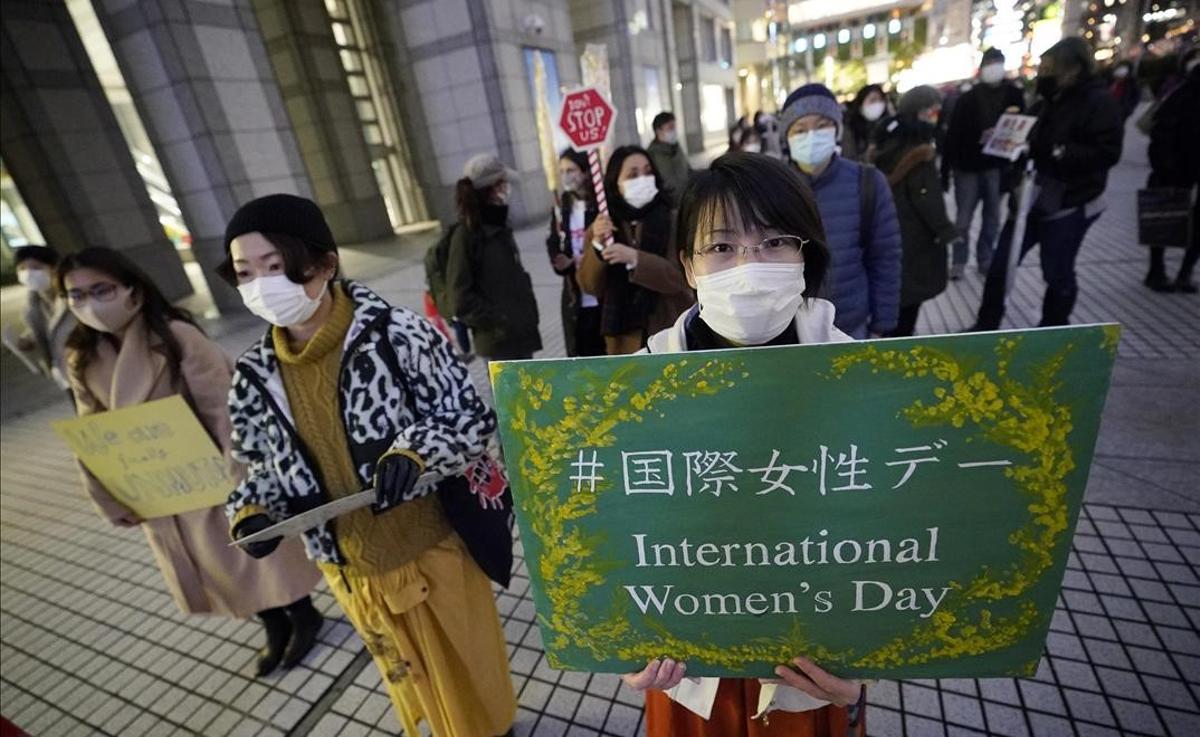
972, 36, 1123, 330
1143, 47, 1200, 293
874, 87, 961, 336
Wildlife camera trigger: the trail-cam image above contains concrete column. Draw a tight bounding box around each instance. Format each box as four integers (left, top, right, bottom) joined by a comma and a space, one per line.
250, 0, 393, 242
378, 0, 578, 227
92, 0, 314, 313
0, 0, 189, 300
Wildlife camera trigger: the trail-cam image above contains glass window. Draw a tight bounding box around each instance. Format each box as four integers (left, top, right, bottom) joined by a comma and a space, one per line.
323, 0, 347, 20
355, 99, 376, 121
331, 22, 353, 47
363, 124, 383, 145
701, 17, 718, 62
719, 26, 733, 68
347, 74, 369, 97
701, 84, 727, 133
339, 49, 362, 72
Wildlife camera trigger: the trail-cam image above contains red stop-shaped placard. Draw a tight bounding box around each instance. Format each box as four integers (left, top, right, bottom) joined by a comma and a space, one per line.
557, 87, 616, 152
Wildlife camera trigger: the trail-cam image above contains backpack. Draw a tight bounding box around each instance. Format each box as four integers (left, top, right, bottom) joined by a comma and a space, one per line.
424, 224, 458, 315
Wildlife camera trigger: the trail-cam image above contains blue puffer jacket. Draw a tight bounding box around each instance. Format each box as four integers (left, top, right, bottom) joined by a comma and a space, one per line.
797, 155, 902, 336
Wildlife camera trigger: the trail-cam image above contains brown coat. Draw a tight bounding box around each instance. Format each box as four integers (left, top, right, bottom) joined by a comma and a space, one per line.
578, 221, 695, 353
68, 316, 319, 618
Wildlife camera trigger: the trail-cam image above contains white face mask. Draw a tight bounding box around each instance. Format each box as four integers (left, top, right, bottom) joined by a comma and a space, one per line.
1187, 57, 1200, 74
980, 63, 1005, 85
619, 175, 658, 209
660, 129, 678, 145
17, 268, 51, 292
742, 142, 762, 153
787, 128, 838, 173
492, 182, 511, 205
862, 101, 886, 121
694, 262, 806, 345
238, 275, 326, 327
561, 171, 584, 193
72, 287, 140, 334
1113, 66, 1129, 79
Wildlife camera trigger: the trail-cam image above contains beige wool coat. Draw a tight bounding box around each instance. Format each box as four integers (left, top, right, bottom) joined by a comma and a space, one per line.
68, 315, 320, 618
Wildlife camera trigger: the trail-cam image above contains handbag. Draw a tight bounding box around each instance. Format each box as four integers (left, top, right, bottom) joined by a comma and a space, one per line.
1137, 187, 1194, 248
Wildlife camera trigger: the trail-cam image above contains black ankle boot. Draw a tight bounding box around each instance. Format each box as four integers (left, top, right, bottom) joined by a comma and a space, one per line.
256, 607, 291, 677
280, 596, 323, 669
1145, 271, 1175, 292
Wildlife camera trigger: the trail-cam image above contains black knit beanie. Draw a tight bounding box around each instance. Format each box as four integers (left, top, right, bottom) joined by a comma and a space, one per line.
223, 194, 336, 255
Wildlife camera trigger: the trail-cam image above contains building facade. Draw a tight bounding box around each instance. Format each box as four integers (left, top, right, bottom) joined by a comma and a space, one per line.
0, 0, 735, 307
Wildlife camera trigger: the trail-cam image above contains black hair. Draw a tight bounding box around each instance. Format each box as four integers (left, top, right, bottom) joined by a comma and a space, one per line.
216, 232, 339, 287
651, 111, 676, 132
603, 145, 664, 217
55, 247, 201, 385
13, 245, 60, 268
730, 126, 762, 151
675, 152, 829, 299
1043, 36, 1096, 80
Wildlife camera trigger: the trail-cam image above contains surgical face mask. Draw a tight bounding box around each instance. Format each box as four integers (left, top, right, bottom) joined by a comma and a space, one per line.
694, 262, 806, 345
71, 287, 140, 334
1187, 57, 1200, 74
862, 101, 886, 121
17, 268, 51, 292
660, 129, 678, 145
561, 170, 584, 193
238, 275, 327, 327
980, 63, 1005, 85
787, 128, 838, 173
492, 182, 511, 205
742, 141, 762, 153
619, 175, 658, 209
1113, 66, 1129, 79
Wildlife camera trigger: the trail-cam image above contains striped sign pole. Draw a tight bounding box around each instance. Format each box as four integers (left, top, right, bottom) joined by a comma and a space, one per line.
588, 149, 613, 249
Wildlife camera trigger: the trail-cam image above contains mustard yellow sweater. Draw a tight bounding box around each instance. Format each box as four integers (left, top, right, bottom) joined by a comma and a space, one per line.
274, 284, 451, 577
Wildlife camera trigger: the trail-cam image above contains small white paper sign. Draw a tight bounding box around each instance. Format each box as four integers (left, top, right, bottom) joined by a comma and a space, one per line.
982, 113, 1038, 162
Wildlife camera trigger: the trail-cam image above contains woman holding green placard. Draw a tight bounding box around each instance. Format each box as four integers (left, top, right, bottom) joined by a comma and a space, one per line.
57, 247, 322, 678
623, 153, 867, 735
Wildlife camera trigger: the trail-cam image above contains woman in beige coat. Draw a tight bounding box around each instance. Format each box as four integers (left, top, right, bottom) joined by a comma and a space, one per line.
57, 247, 323, 677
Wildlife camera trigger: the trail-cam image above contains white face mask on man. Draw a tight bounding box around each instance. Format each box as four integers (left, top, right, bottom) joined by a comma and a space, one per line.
980, 63, 1005, 85
619, 175, 658, 209
694, 262, 806, 345
787, 128, 838, 173
238, 275, 327, 327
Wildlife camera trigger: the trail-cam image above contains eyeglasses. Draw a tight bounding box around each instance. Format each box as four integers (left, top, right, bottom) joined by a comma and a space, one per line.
694, 235, 809, 267
66, 282, 121, 304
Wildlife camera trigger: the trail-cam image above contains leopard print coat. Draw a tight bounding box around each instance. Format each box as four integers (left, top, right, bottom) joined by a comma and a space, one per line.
225, 281, 496, 565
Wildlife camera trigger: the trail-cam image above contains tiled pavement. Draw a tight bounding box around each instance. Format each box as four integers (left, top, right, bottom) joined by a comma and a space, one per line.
2, 115, 1198, 736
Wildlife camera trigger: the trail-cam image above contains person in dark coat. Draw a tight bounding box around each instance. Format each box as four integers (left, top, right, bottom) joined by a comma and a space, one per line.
646, 112, 693, 209
1143, 47, 1200, 293
972, 37, 1123, 330
941, 48, 1025, 278
875, 87, 961, 337
446, 154, 542, 360
578, 145, 694, 354
1108, 60, 1141, 120
842, 84, 889, 163
546, 149, 604, 355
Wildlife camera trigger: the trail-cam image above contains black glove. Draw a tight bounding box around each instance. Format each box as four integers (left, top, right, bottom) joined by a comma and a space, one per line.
232, 514, 281, 559
373, 451, 423, 512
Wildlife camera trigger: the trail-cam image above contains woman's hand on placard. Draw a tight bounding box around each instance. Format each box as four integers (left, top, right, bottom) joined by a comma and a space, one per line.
772, 656, 862, 706
114, 511, 143, 527
621, 658, 687, 692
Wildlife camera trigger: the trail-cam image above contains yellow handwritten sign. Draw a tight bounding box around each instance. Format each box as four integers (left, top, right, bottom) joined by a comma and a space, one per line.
53, 395, 234, 519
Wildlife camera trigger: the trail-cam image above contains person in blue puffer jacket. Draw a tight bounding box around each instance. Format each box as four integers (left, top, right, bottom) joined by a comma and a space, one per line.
779, 83, 902, 338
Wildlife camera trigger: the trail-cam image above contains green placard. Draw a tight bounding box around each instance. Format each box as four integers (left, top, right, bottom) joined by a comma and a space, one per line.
490, 325, 1121, 680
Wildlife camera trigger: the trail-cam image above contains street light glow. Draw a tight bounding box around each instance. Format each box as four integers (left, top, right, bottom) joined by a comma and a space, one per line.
814, 33, 827, 49
838, 29, 851, 44
863, 23, 876, 39
888, 18, 902, 34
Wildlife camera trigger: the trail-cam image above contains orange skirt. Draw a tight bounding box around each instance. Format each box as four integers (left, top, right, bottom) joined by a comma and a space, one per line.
645, 678, 862, 737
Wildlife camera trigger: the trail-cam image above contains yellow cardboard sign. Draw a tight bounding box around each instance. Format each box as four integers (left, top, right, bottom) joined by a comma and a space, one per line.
53, 395, 234, 519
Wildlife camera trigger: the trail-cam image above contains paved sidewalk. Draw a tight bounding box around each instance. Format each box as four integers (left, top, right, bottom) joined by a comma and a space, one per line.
1, 117, 1198, 736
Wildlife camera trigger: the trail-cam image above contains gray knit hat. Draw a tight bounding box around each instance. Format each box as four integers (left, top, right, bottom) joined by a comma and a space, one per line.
779, 83, 844, 139
463, 153, 517, 189
897, 85, 943, 118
